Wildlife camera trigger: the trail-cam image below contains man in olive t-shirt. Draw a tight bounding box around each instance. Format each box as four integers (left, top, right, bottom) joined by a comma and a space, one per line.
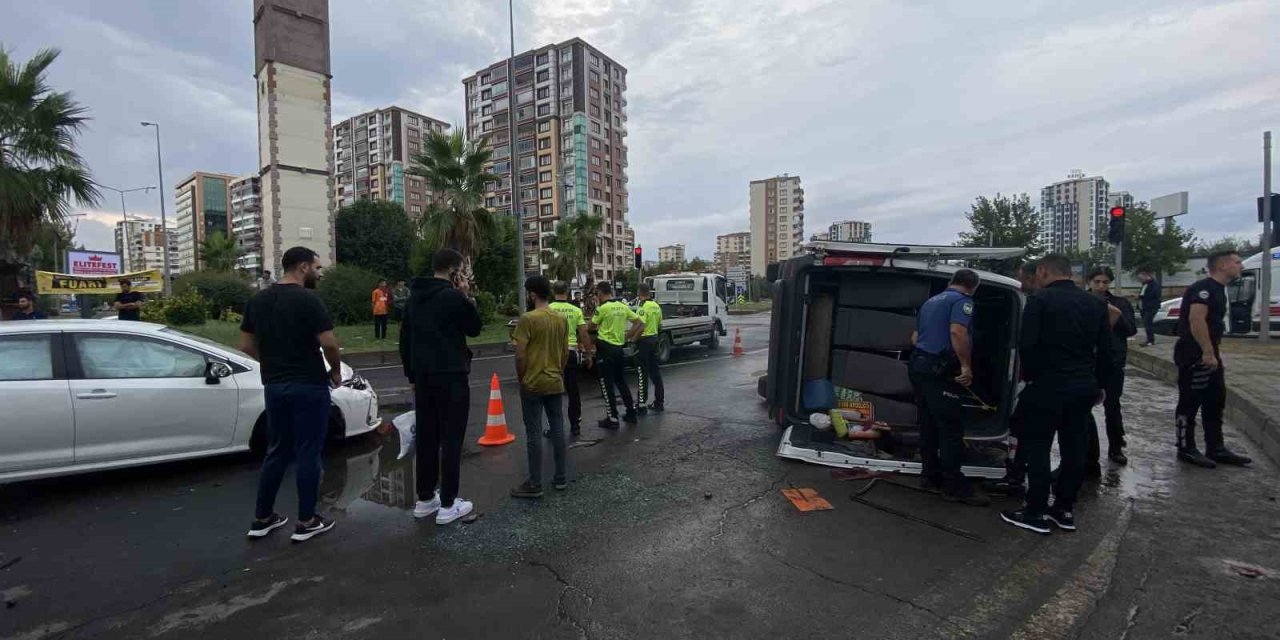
511, 276, 569, 499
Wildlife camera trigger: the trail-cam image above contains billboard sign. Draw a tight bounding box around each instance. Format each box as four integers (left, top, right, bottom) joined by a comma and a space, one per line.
36, 269, 164, 295
1151, 192, 1189, 220
66, 250, 122, 276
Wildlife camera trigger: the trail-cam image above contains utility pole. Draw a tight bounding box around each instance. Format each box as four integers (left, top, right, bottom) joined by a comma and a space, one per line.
141, 122, 170, 296
1262, 131, 1273, 341
508, 0, 526, 312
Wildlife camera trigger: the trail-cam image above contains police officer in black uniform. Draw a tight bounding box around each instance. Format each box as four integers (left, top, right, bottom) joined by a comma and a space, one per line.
1001, 254, 1113, 535
1085, 265, 1137, 470
1174, 251, 1252, 468
909, 269, 989, 507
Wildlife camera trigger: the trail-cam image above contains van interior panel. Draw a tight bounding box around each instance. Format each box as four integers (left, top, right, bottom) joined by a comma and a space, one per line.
837, 273, 932, 309
803, 293, 835, 380
831, 349, 913, 398
835, 307, 917, 351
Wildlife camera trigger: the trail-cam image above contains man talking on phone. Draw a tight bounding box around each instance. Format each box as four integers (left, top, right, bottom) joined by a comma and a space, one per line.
400, 249, 483, 525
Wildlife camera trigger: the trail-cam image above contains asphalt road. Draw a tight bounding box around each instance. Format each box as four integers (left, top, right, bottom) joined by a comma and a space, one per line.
2, 312, 1278, 639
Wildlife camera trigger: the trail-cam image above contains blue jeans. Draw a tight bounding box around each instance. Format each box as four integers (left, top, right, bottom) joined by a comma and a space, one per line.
522, 391, 567, 487
255, 383, 331, 521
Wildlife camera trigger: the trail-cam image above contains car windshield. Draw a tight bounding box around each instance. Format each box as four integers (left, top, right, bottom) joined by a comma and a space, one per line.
160, 327, 233, 353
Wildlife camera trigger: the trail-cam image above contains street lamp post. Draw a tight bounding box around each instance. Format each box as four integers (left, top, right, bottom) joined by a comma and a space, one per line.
508, 0, 527, 312
141, 122, 170, 296
98, 185, 155, 272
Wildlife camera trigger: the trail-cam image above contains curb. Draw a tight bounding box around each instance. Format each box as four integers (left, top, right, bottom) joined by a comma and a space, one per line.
343, 342, 510, 368
1126, 348, 1280, 466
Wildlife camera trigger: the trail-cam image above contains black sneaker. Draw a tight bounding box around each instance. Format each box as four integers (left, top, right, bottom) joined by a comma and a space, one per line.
246, 513, 289, 539
510, 482, 544, 499
1108, 449, 1129, 465
570, 423, 581, 437
543, 429, 551, 439
1086, 463, 1103, 480
1046, 507, 1076, 531
553, 479, 568, 491
622, 410, 639, 424
648, 403, 665, 413
636, 406, 649, 416
920, 474, 944, 492
1178, 448, 1217, 468
1001, 509, 1052, 535
290, 516, 335, 542
1207, 448, 1252, 466
598, 418, 620, 430
943, 484, 991, 507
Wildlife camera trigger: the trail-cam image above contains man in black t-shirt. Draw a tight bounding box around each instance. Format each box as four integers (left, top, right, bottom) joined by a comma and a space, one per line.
113, 280, 144, 321
239, 246, 345, 542
1173, 251, 1251, 468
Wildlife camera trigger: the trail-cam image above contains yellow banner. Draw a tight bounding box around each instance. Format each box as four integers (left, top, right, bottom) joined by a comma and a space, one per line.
36, 269, 165, 295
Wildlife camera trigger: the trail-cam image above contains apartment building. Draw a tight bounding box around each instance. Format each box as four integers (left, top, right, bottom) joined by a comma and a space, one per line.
333, 106, 450, 220
714, 231, 751, 274
1108, 191, 1135, 210
658, 244, 685, 265
1039, 171, 1110, 253
173, 172, 236, 273
463, 38, 633, 283
749, 175, 804, 275
229, 176, 264, 274
827, 219, 872, 243
114, 218, 175, 274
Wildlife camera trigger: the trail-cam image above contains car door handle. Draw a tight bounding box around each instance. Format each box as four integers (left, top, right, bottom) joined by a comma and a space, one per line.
76, 390, 118, 400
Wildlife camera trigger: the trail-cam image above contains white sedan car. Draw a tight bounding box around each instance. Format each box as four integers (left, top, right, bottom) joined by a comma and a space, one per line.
0, 319, 381, 484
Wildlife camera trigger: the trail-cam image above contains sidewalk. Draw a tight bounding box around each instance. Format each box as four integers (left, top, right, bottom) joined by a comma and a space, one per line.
1127, 338, 1280, 465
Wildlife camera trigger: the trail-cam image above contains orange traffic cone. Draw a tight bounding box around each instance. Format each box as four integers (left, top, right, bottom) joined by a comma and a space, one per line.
477, 372, 516, 446
733, 327, 745, 357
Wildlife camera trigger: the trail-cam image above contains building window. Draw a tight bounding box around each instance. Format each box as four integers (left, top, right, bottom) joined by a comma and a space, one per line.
537, 70, 549, 83
539, 154, 552, 167
538, 138, 551, 150
537, 104, 551, 117
592, 171, 601, 183
481, 73, 490, 84
410, 205, 422, 214
539, 171, 552, 183
537, 87, 550, 99
540, 204, 553, 215
538, 121, 551, 133
591, 122, 601, 134
590, 54, 600, 67
592, 188, 603, 199
482, 104, 492, 115
591, 156, 601, 166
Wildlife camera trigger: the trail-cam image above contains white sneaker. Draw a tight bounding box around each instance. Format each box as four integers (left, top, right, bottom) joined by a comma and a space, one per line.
436, 498, 473, 525
413, 492, 441, 519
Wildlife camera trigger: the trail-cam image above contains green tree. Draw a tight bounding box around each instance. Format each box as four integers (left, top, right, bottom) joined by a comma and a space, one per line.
335, 198, 414, 280
1192, 235, 1260, 258
408, 129, 496, 265
687, 256, 709, 272
199, 231, 240, 272
648, 260, 683, 276
566, 213, 604, 286
541, 222, 578, 284
956, 193, 1042, 275
0, 47, 99, 266
1121, 205, 1196, 277
473, 214, 518, 304
615, 267, 641, 294
316, 264, 381, 325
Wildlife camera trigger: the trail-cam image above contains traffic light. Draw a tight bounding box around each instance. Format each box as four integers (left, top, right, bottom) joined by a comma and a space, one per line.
1107, 206, 1125, 245
634, 246, 642, 269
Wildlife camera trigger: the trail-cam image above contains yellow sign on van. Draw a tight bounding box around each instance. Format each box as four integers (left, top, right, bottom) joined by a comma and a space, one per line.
35, 269, 164, 295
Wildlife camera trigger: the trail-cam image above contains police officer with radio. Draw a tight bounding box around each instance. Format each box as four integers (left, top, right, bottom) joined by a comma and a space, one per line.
909, 269, 989, 507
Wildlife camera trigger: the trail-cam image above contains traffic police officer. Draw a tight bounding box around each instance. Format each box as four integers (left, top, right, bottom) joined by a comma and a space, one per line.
909, 269, 989, 506
634, 283, 666, 414
590, 282, 645, 429
1001, 254, 1112, 535
1173, 250, 1251, 468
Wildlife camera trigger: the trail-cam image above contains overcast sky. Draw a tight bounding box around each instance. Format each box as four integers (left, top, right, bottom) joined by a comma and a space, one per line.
5, 0, 1278, 260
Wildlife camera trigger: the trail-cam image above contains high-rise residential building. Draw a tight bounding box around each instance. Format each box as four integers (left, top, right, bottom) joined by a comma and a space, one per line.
658, 244, 685, 265
230, 176, 264, 274
1039, 171, 1110, 253
463, 38, 633, 283
173, 172, 236, 273
114, 218, 173, 273
1109, 191, 1135, 210
749, 175, 804, 275
827, 219, 872, 243
253, 0, 336, 273
333, 106, 450, 220
810, 232, 831, 242
714, 231, 751, 274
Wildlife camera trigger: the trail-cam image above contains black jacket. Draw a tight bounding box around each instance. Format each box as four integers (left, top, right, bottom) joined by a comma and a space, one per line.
400, 277, 483, 380
1102, 291, 1138, 367
1139, 280, 1162, 313
1019, 279, 1114, 388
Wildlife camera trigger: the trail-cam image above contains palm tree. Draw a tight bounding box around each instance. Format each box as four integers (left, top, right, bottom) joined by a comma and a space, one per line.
542, 222, 578, 283
199, 231, 240, 272
408, 129, 497, 267
566, 213, 604, 288
0, 47, 99, 265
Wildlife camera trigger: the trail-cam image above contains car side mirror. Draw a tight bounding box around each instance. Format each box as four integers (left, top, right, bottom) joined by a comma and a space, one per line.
205, 361, 233, 384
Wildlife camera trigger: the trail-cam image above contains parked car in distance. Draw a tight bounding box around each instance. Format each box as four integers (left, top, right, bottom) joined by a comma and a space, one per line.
0, 320, 381, 484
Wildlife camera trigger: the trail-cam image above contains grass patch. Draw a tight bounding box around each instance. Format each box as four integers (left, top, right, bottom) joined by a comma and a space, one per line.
170, 317, 515, 354
729, 300, 773, 314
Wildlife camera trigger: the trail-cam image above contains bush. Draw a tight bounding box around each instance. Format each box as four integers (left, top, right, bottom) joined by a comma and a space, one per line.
409, 240, 435, 279
474, 290, 497, 325
142, 291, 208, 326
174, 270, 254, 320
499, 302, 520, 318
317, 264, 382, 325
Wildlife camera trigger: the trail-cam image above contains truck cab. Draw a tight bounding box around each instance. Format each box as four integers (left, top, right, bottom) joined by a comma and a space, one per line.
765, 242, 1026, 478
641, 273, 731, 363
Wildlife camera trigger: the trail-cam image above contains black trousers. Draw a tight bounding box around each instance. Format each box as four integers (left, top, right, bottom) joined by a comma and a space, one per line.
908, 352, 965, 485
1175, 363, 1226, 453
1086, 369, 1128, 465
596, 341, 634, 420
1006, 389, 1028, 484
1141, 309, 1157, 344
1022, 381, 1096, 515
564, 350, 582, 428
374, 314, 389, 339
636, 336, 665, 406
413, 373, 470, 507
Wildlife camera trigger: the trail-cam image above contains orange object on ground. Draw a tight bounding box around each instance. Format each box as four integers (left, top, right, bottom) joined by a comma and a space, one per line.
732, 327, 745, 357
781, 488, 833, 512
477, 373, 516, 446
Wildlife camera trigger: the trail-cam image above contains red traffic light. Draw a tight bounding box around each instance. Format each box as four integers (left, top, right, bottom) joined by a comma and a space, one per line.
634, 246, 642, 255
1109, 206, 1126, 218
